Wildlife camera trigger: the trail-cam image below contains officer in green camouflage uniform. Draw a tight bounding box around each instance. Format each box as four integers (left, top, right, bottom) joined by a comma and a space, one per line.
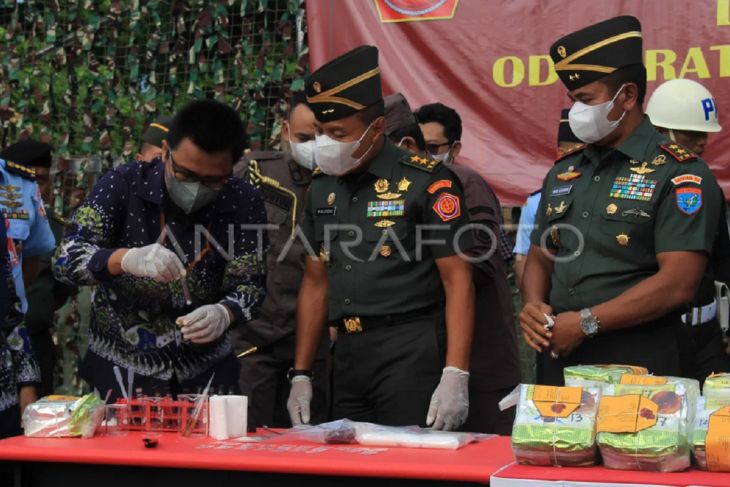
520, 16, 723, 384
286, 45, 475, 430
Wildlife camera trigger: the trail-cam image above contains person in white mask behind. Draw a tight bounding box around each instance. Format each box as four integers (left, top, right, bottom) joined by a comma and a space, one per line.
520, 15, 723, 385
232, 92, 332, 428
415, 102, 462, 165
287, 45, 476, 431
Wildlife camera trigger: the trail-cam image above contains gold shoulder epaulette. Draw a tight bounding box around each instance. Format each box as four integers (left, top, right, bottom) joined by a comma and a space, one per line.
555, 143, 585, 162
400, 154, 440, 173
660, 143, 697, 163
4, 161, 36, 180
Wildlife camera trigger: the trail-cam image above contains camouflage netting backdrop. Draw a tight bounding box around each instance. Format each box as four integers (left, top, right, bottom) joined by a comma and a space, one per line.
0, 0, 308, 393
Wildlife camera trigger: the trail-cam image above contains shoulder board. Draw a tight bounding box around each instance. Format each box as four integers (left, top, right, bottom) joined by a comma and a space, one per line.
660, 143, 698, 163
248, 159, 291, 195
555, 143, 585, 163
4, 161, 36, 180
400, 153, 441, 173
312, 167, 325, 178
245, 150, 282, 162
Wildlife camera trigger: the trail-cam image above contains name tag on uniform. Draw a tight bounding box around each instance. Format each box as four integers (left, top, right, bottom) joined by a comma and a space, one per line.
550, 185, 573, 197
315, 206, 336, 217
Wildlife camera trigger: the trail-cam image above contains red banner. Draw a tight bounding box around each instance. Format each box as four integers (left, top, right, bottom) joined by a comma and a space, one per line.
306, 0, 730, 206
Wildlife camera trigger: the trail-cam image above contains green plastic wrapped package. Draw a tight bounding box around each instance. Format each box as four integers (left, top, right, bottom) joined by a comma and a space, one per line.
703, 373, 730, 410
22, 393, 105, 438
597, 383, 690, 472
564, 365, 649, 388
512, 384, 601, 466
691, 397, 713, 470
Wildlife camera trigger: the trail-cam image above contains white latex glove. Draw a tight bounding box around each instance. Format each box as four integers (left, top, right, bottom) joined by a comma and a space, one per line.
177, 304, 231, 344
287, 376, 312, 426
426, 366, 470, 431
121, 243, 186, 282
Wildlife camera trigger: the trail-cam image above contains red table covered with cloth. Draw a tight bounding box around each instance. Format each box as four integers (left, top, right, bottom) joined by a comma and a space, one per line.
491, 456, 730, 487
0, 431, 513, 487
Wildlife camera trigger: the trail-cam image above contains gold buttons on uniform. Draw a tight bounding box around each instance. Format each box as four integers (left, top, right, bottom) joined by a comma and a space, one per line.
327, 192, 336, 205
380, 245, 392, 257
606, 204, 618, 215
616, 233, 630, 247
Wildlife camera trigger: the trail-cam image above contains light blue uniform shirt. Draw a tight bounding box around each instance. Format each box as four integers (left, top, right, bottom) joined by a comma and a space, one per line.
0, 159, 56, 312
513, 191, 541, 256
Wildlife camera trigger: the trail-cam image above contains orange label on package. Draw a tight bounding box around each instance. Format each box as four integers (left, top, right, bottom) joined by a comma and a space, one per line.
532, 385, 582, 418
597, 394, 658, 433
619, 374, 668, 386
707, 407, 730, 471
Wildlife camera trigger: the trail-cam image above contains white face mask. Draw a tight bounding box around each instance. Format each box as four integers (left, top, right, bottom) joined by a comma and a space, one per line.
568, 84, 627, 144
290, 140, 316, 170
314, 121, 376, 176
432, 150, 451, 164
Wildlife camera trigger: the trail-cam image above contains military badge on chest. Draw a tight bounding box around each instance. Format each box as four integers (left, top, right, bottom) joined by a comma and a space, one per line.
609, 174, 657, 202
557, 166, 581, 182
369, 178, 410, 228
0, 185, 29, 220
374, 178, 402, 200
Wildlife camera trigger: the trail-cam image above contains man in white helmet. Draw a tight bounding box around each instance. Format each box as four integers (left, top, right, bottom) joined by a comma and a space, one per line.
647, 78, 730, 381
646, 78, 721, 155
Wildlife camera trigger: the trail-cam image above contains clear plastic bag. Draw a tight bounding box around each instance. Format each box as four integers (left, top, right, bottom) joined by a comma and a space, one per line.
511, 384, 601, 466
278, 419, 481, 450
22, 394, 105, 438
597, 383, 690, 472
563, 364, 649, 388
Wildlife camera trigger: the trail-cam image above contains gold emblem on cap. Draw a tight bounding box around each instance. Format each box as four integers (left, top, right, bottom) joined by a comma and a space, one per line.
374, 178, 389, 194
550, 225, 560, 246
313, 81, 322, 93
606, 203, 618, 215
630, 162, 655, 175
380, 245, 392, 257
651, 154, 667, 166
327, 192, 336, 205
374, 219, 395, 228
397, 177, 412, 192
557, 46, 567, 58
616, 233, 630, 247
343, 317, 362, 333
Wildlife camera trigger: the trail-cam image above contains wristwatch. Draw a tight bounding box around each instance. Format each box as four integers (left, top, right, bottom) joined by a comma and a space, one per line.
286, 368, 313, 383
579, 308, 600, 337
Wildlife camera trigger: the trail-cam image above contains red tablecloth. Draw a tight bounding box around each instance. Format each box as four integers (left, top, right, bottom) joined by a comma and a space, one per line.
0, 431, 514, 484
492, 461, 730, 487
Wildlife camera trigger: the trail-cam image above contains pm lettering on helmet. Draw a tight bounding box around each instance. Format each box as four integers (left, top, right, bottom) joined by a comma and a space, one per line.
702, 97, 717, 121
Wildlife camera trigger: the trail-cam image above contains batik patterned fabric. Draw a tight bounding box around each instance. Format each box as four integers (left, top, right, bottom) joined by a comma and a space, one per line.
0, 211, 40, 413
53, 160, 267, 381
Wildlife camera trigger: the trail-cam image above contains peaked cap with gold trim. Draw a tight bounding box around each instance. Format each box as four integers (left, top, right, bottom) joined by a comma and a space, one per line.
306, 45, 382, 122
550, 16, 643, 91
